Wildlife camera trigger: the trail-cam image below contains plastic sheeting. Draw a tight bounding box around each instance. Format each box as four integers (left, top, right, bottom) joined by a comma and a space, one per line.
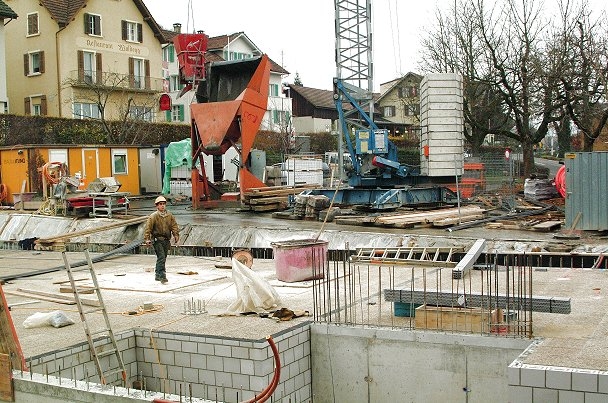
223, 258, 280, 315
162, 138, 194, 194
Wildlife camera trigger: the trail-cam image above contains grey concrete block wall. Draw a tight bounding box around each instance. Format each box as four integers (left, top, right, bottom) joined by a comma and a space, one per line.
134, 323, 312, 402
509, 363, 608, 402
508, 342, 608, 402
26, 330, 136, 386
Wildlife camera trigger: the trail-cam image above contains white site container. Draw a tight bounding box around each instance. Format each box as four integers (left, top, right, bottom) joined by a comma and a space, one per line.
419, 73, 465, 177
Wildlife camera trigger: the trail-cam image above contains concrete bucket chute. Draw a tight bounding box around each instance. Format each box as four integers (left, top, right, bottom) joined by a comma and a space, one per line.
189, 54, 271, 208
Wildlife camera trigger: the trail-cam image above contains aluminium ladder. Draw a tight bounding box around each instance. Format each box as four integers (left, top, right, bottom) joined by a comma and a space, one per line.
61, 250, 126, 385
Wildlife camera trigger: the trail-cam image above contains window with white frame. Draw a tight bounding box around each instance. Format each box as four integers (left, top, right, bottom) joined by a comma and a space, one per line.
122, 20, 142, 43
84, 13, 102, 36
25, 51, 44, 75
73, 103, 101, 119
32, 104, 41, 116
269, 84, 279, 97
132, 58, 144, 89
169, 75, 182, 92
27, 13, 39, 36
112, 149, 128, 175
83, 51, 96, 84
170, 105, 184, 122
129, 106, 153, 122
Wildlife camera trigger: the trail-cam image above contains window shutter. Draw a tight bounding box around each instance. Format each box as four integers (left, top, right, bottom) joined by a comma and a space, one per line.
24, 98, 30, 115
96, 53, 103, 84
169, 45, 175, 62
40, 96, 47, 116
39, 52, 45, 74
128, 57, 134, 87
165, 110, 171, 121
83, 13, 89, 34
23, 54, 29, 76
178, 105, 184, 121
144, 60, 150, 89
137, 23, 143, 43
77, 50, 84, 81
94, 16, 101, 36
121, 21, 127, 40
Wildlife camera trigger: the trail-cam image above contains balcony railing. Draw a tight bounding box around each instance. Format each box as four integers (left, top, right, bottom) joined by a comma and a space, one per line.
68, 70, 164, 93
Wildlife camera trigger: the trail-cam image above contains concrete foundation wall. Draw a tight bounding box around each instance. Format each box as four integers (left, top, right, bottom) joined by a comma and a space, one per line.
310, 323, 531, 403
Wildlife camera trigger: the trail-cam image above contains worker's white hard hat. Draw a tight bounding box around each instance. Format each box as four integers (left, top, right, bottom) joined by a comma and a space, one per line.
154, 196, 167, 204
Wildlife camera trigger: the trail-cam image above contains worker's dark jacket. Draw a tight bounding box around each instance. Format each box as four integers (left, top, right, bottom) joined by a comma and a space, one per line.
144, 211, 179, 241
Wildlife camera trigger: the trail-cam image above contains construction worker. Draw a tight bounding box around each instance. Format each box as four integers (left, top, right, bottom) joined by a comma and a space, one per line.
144, 196, 179, 284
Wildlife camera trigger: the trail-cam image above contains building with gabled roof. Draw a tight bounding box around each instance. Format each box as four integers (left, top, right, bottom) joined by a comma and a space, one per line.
0, 0, 17, 113
161, 26, 291, 133
3, 0, 166, 120
375, 72, 423, 139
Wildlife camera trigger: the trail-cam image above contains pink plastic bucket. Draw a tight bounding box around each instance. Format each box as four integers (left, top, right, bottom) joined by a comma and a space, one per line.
271, 239, 328, 282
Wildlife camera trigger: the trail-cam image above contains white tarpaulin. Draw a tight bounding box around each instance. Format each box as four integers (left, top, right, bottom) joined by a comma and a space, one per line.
224, 258, 280, 315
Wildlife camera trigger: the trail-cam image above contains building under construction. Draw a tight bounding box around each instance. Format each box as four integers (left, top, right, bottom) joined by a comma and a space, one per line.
1, 202, 608, 402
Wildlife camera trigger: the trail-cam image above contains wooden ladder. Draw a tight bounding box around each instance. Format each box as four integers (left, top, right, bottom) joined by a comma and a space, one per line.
61, 250, 126, 385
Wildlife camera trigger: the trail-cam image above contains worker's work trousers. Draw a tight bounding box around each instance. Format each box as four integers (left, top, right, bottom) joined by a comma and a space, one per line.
153, 238, 171, 280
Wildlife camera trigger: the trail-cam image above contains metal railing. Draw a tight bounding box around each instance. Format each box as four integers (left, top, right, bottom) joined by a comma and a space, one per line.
67, 70, 164, 93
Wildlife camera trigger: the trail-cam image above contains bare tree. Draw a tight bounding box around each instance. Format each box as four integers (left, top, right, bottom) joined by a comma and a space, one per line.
554, 1, 608, 152
64, 70, 160, 144
420, 0, 575, 176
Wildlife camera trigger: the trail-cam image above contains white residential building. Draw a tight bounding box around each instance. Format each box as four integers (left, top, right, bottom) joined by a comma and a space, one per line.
161, 26, 292, 133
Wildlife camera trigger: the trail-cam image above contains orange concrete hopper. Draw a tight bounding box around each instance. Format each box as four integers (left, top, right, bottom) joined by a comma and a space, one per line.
190, 55, 271, 209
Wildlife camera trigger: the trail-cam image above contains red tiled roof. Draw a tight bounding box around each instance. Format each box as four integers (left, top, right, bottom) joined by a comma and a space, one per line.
40, 0, 166, 42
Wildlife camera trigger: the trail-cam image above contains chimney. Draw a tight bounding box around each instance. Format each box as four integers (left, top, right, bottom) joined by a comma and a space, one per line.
173, 23, 181, 33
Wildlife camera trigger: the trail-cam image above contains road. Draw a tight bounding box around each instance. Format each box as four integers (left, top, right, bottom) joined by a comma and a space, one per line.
535, 156, 563, 178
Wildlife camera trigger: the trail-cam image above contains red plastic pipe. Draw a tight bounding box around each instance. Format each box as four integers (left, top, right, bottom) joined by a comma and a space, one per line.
242, 335, 281, 403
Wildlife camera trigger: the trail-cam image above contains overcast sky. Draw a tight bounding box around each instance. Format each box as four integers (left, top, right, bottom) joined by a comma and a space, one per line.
144, 0, 607, 92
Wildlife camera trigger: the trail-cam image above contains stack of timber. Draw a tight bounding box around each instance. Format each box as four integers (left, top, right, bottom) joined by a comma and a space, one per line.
335, 206, 486, 228
242, 185, 319, 212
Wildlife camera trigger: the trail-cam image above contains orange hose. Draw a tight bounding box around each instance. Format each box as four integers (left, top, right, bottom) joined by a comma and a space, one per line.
41, 162, 67, 185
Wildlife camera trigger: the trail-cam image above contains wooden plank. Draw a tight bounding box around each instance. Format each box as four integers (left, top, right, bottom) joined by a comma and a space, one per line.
0, 354, 14, 402
432, 214, 484, 228
15, 288, 100, 307
532, 220, 562, 231
59, 286, 95, 294
247, 196, 289, 205
251, 203, 285, 212
0, 284, 26, 374
414, 305, 499, 333
4, 290, 76, 305
37, 216, 148, 243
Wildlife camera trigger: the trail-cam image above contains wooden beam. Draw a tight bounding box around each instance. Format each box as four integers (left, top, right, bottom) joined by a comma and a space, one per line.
37, 216, 148, 243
